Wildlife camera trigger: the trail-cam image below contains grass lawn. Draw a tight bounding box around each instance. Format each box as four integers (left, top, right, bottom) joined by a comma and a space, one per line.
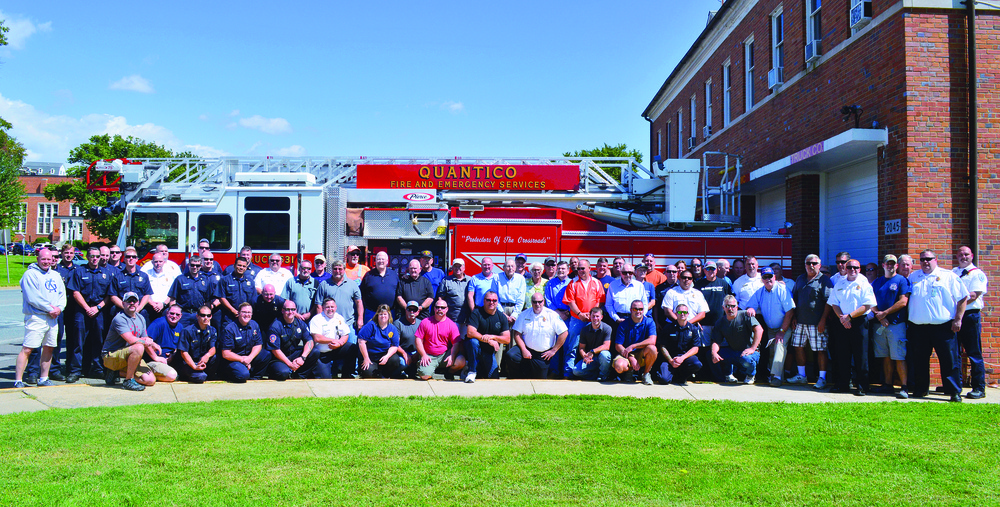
1, 396, 997, 506
0, 255, 32, 287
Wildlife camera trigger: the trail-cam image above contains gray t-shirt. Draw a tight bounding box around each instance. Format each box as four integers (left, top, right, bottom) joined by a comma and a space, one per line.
314, 278, 362, 327
393, 317, 422, 354
711, 311, 760, 351
103, 311, 147, 352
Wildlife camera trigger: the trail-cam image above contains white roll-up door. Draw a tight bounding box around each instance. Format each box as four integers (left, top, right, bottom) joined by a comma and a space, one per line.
824, 159, 878, 264
756, 185, 786, 233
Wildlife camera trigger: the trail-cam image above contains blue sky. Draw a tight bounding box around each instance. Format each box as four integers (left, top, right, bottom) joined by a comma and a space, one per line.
0, 1, 721, 165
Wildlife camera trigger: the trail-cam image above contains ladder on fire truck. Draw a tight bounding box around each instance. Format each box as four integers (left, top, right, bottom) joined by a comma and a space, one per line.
88, 156, 656, 205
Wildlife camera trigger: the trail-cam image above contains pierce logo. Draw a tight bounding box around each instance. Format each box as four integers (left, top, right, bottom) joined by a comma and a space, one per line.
403, 192, 434, 202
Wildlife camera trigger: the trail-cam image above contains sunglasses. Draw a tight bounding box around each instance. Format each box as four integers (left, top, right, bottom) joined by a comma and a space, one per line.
269, 259, 281, 263
622, 271, 634, 275
124, 254, 137, 259
920, 257, 935, 262
434, 306, 448, 310
678, 276, 692, 280
110, 251, 122, 255
836, 260, 849, 264
806, 261, 820, 266
484, 299, 499, 303
724, 304, 738, 308
761, 275, 774, 279
846, 265, 861, 270
677, 311, 689, 315
665, 270, 678, 274
631, 307, 644, 312
197, 313, 212, 317
532, 300, 545, 305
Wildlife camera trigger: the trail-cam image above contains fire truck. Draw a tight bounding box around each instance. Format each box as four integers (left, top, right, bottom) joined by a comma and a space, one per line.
87, 154, 791, 273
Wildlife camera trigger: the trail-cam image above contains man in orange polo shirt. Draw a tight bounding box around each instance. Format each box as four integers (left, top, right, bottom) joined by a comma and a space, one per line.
344, 246, 370, 281
560, 259, 605, 378
643, 253, 668, 286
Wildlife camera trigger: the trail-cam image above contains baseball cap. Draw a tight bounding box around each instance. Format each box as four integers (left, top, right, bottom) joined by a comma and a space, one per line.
347, 245, 361, 254
406, 300, 420, 310
759, 266, 774, 276
882, 254, 897, 264
515, 253, 527, 261
544, 257, 556, 266
123, 292, 140, 303
420, 250, 434, 258
452, 258, 465, 268
314, 254, 327, 264
704, 260, 717, 269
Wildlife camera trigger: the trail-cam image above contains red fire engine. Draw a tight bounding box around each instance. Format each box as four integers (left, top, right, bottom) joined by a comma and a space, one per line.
86, 154, 790, 272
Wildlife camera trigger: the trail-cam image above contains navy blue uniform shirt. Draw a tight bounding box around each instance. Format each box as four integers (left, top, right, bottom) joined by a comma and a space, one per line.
179, 324, 217, 359
167, 272, 217, 311
221, 320, 263, 357
267, 317, 312, 355
112, 267, 153, 300
68, 264, 113, 307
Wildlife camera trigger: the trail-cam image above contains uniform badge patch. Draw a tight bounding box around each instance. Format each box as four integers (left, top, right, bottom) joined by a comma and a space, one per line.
388, 331, 394, 338
270, 335, 277, 344
890, 283, 897, 291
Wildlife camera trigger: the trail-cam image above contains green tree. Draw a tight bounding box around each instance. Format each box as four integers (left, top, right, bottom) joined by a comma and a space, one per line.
0, 21, 28, 234
45, 134, 194, 241
563, 143, 643, 182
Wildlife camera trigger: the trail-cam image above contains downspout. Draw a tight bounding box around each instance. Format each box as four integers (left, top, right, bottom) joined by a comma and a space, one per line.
967, 0, 978, 257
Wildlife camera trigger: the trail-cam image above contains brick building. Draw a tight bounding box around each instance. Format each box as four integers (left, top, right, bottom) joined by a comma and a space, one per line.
643, 0, 997, 384
9, 163, 106, 246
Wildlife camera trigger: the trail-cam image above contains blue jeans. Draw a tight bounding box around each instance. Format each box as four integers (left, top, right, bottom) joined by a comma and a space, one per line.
571, 350, 612, 380
464, 339, 498, 378
710, 347, 759, 381
558, 317, 587, 377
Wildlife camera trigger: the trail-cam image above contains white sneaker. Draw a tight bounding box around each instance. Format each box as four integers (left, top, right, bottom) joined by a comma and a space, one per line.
814, 377, 828, 390
787, 374, 808, 385
642, 372, 654, 385
464, 372, 476, 384
724, 374, 738, 383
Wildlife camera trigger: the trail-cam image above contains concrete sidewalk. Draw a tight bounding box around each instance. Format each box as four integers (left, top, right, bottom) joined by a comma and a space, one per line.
1, 379, 994, 415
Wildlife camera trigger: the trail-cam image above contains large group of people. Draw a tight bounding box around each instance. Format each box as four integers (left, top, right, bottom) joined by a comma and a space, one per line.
12, 242, 988, 402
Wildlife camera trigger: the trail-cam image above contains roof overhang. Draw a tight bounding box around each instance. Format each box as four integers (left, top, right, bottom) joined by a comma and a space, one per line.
741, 128, 889, 193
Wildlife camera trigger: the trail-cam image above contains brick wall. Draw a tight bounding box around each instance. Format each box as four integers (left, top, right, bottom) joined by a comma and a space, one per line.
646, 2, 1000, 386
16, 175, 106, 245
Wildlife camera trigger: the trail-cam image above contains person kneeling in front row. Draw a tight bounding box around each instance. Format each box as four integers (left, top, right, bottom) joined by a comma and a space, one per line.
612, 300, 658, 385
176, 305, 218, 383
358, 304, 402, 378
102, 292, 175, 391
220, 302, 273, 382
657, 303, 703, 385
570, 307, 612, 381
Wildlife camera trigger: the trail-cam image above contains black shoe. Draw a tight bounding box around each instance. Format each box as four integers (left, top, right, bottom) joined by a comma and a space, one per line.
966, 390, 986, 400
935, 386, 947, 393
48, 370, 65, 382
854, 389, 866, 397
104, 369, 119, 386
949, 394, 963, 403
64, 374, 80, 384
910, 391, 928, 398
24, 375, 39, 385
872, 384, 895, 394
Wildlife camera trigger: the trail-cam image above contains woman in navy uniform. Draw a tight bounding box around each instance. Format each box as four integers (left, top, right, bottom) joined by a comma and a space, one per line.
357, 304, 402, 378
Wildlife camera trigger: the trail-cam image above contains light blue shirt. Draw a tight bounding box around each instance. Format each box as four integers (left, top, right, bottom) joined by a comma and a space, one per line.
745, 282, 796, 330
468, 273, 498, 307
544, 276, 571, 311
496, 271, 527, 316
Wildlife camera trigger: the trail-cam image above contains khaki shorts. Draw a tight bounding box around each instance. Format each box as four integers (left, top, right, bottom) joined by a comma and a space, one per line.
102, 347, 152, 379
23, 314, 59, 349
146, 360, 177, 379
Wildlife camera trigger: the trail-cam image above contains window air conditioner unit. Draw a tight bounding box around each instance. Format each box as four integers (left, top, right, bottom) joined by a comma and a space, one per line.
768, 67, 784, 88
703, 125, 712, 138
687, 137, 696, 150
851, 1, 873, 30
805, 40, 822, 64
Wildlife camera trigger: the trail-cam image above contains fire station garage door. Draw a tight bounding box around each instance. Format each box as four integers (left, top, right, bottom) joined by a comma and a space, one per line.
756, 186, 786, 233
824, 159, 877, 265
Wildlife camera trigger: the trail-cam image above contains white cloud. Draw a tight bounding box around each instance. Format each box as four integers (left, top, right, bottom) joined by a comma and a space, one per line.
229, 109, 240, 117
0, 92, 225, 163
274, 145, 306, 157
441, 101, 464, 113
0, 11, 52, 50
109, 75, 155, 94
185, 144, 230, 157
237, 115, 292, 135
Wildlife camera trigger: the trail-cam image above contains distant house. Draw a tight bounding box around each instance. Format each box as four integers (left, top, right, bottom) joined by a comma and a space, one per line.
5, 163, 108, 246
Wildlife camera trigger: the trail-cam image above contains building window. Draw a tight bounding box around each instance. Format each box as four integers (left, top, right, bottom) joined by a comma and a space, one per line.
723, 60, 732, 127
690, 96, 697, 146
14, 203, 27, 233
806, 0, 821, 46
677, 110, 684, 157
665, 122, 671, 159
70, 204, 83, 217
37, 203, 57, 235
61, 219, 83, 242
771, 9, 784, 81
705, 79, 713, 135
656, 129, 662, 158
744, 36, 755, 112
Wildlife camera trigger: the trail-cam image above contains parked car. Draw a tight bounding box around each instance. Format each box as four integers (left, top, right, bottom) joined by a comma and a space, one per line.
12, 243, 35, 255
0, 244, 6, 255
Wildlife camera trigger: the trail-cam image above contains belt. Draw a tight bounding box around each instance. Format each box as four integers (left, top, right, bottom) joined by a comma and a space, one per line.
617, 312, 631, 320
965, 309, 980, 314
501, 302, 517, 307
